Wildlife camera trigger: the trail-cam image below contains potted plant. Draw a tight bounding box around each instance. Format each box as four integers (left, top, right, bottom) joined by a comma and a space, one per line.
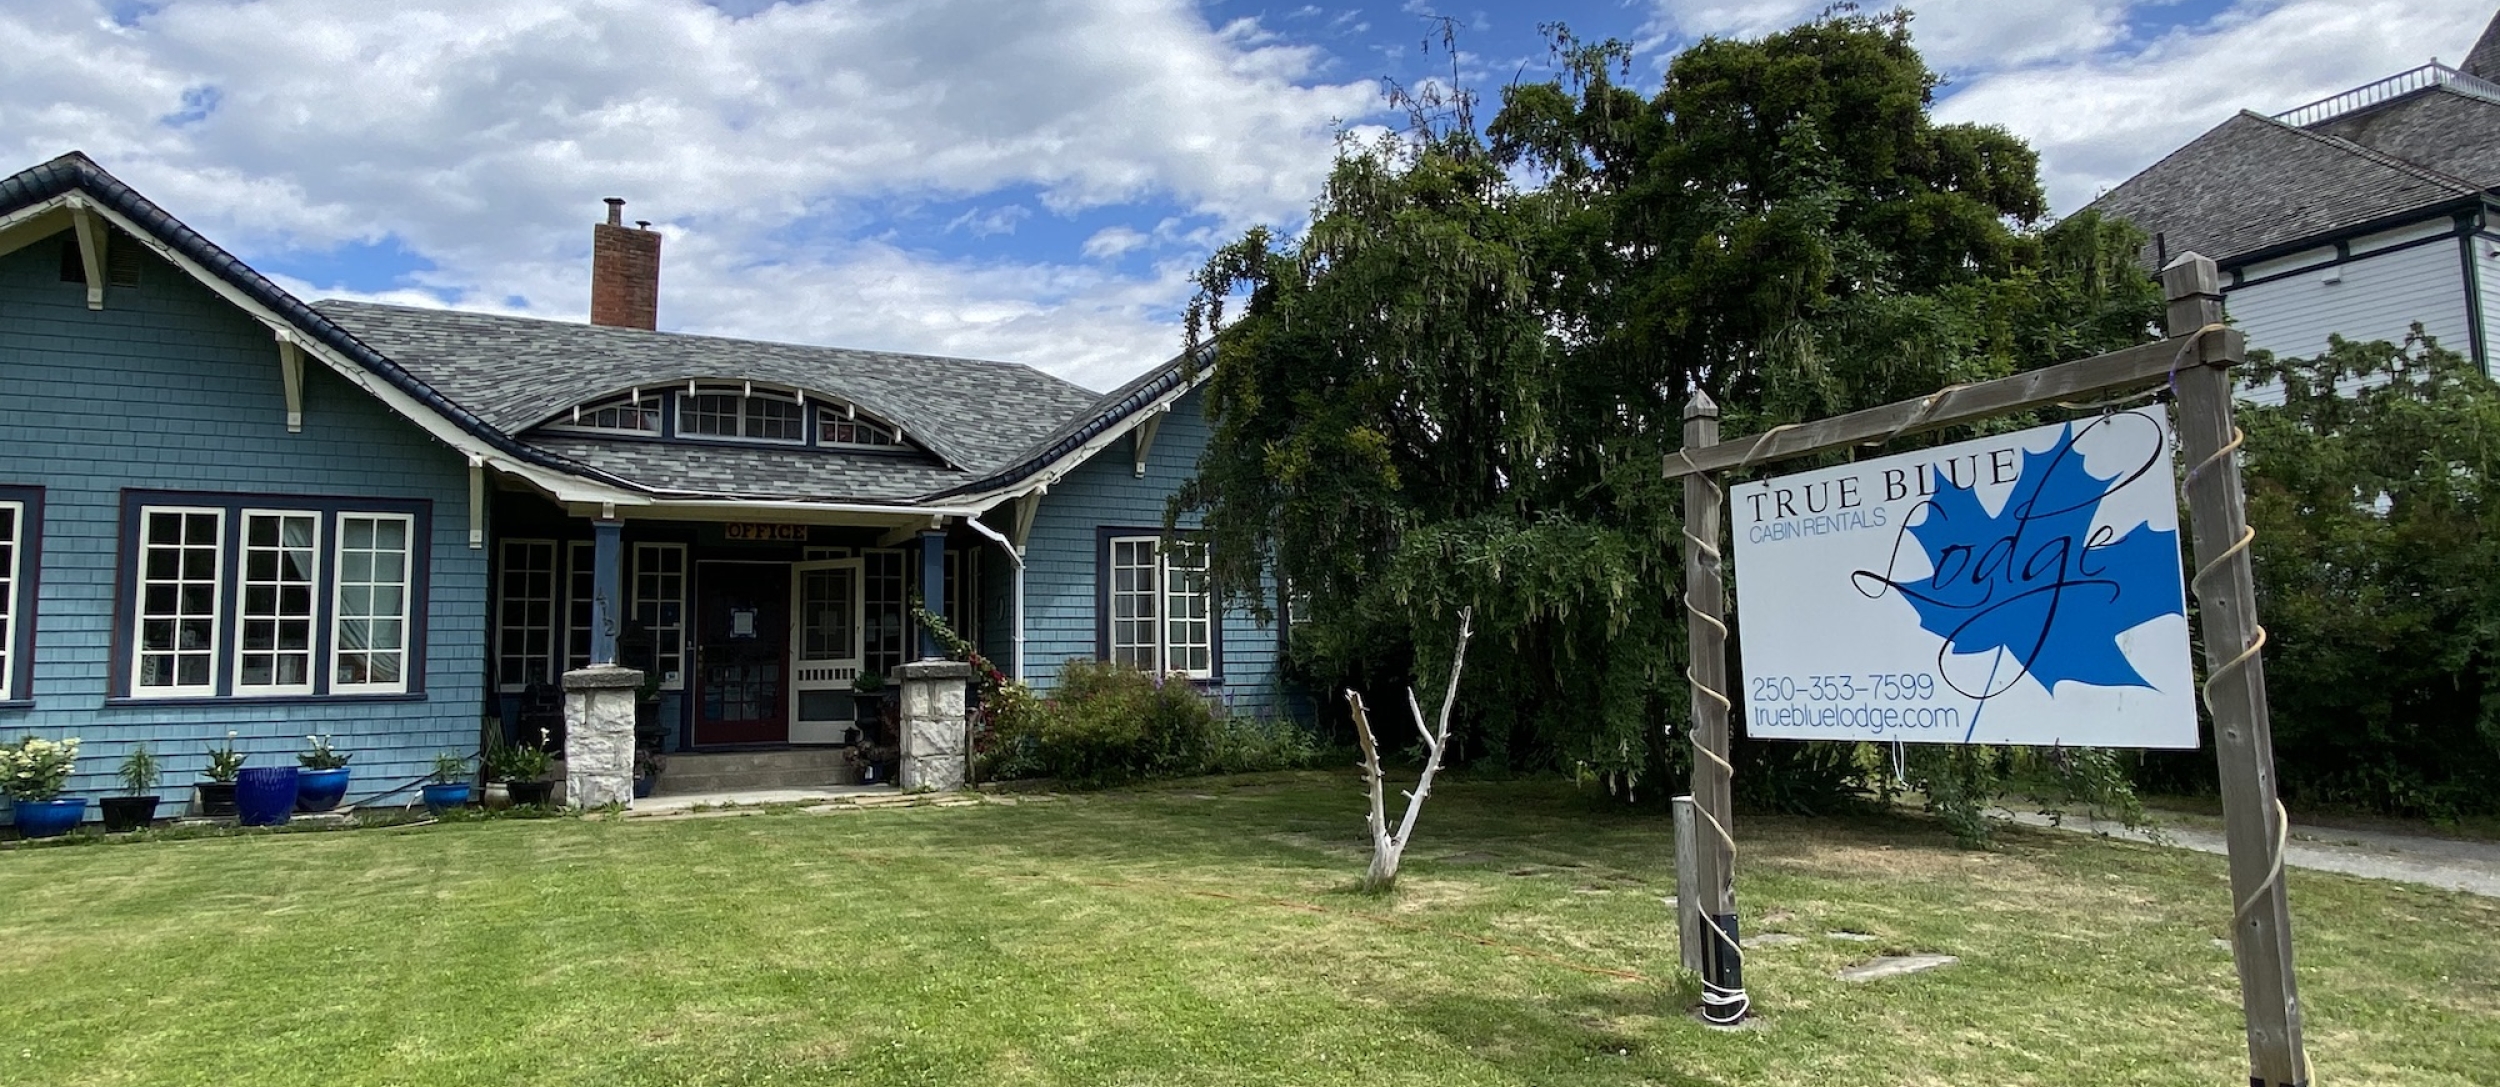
488, 731, 555, 807
234, 760, 299, 827
2, 735, 86, 838
101, 743, 162, 833
421, 753, 473, 814
633, 748, 666, 799
295, 733, 353, 812
199, 732, 244, 817
850, 673, 886, 729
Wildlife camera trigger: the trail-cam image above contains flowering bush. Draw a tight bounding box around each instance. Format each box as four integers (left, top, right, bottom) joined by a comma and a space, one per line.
299, 733, 352, 771
1, 736, 82, 802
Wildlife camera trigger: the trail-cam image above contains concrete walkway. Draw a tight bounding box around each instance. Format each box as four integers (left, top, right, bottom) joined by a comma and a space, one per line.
2012, 809, 2500, 897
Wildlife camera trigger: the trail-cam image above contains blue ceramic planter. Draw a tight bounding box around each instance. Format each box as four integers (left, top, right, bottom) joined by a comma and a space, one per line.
420, 782, 472, 814
13, 798, 87, 839
296, 767, 352, 812
235, 766, 299, 826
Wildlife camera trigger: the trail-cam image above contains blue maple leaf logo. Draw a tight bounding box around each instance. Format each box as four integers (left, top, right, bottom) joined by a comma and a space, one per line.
1857, 422, 2184, 710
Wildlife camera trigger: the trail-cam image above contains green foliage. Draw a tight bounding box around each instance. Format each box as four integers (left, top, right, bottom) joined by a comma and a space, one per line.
1175, 12, 2161, 791
487, 736, 552, 784
298, 733, 352, 771
203, 732, 244, 783
2198, 332, 2500, 816
118, 744, 161, 796
984, 660, 1325, 788
430, 753, 471, 786
1, 735, 81, 802
1883, 744, 2148, 848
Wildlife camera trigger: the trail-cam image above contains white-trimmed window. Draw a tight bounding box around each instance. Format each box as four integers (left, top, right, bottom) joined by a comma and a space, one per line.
550, 393, 661, 435
332, 513, 414, 693
1106, 535, 1214, 679
122, 495, 428, 700
235, 511, 319, 695
633, 542, 688, 689
496, 539, 557, 691
818, 408, 901, 448
135, 507, 224, 696
681, 387, 806, 443
0, 490, 38, 703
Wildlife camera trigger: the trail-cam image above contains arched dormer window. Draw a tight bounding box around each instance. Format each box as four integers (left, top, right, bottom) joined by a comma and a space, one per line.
533, 381, 920, 454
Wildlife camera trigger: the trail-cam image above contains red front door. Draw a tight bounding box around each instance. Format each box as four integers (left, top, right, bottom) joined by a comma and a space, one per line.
694, 562, 791, 746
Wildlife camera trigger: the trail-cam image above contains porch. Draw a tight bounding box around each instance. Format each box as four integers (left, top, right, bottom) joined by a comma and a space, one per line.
487, 484, 1008, 760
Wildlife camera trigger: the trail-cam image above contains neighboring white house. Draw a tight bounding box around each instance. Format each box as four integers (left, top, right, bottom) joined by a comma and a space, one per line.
2091, 10, 2500, 401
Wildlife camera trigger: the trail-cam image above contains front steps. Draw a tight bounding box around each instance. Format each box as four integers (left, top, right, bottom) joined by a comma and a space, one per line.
650, 747, 861, 796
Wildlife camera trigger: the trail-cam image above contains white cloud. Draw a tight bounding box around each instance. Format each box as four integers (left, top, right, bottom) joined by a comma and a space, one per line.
0, 0, 1380, 387
1645, 0, 2129, 71
1935, 0, 2496, 211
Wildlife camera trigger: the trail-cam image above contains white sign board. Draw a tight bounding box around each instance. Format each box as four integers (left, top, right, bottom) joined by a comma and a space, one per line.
1729, 408, 2196, 748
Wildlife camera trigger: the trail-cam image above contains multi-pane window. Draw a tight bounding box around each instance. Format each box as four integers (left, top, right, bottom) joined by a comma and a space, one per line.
565, 541, 595, 674
818, 409, 901, 448
124, 496, 425, 699
945, 549, 978, 646
864, 549, 908, 679
136, 508, 224, 695
633, 543, 687, 689
0, 494, 32, 702
680, 389, 806, 442
235, 512, 319, 694
497, 539, 557, 691
555, 394, 661, 434
1163, 541, 1213, 677
1106, 535, 1214, 679
332, 514, 413, 692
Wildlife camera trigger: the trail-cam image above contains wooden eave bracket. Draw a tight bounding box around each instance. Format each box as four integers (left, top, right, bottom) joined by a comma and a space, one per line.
276, 332, 306, 432
1010, 491, 1042, 554
68, 198, 108, 310
1132, 407, 1167, 478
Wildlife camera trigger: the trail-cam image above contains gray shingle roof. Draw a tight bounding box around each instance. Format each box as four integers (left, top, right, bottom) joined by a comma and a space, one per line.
2306, 84, 2500, 190
2466, 10, 2500, 81
2087, 111, 2480, 269
524, 436, 972, 503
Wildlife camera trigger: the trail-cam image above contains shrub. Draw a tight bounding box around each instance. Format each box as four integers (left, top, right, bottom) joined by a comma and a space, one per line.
1, 736, 82, 802
989, 661, 1326, 787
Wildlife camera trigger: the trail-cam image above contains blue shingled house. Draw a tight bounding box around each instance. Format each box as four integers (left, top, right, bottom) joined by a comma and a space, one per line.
0, 152, 1288, 814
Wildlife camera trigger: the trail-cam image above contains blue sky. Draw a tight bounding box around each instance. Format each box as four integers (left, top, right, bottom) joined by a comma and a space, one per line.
4, 0, 2493, 389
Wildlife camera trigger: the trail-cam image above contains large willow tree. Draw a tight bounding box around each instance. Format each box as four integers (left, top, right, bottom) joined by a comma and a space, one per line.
1175, 12, 2157, 791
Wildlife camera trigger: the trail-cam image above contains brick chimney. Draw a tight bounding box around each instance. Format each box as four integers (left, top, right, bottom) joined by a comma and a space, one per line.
591, 197, 661, 330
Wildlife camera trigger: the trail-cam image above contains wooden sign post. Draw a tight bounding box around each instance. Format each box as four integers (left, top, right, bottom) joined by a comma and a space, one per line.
2164, 256, 2309, 1087
1666, 253, 2307, 1083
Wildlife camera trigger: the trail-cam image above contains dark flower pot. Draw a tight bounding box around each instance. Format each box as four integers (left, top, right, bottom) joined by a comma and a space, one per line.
197, 781, 238, 817
13, 797, 87, 839
100, 795, 160, 833
420, 782, 473, 815
295, 767, 352, 812
235, 766, 300, 827
632, 776, 655, 799
506, 780, 555, 807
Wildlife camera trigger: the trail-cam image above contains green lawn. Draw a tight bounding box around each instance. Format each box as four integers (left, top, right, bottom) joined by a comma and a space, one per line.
3, 772, 2493, 1086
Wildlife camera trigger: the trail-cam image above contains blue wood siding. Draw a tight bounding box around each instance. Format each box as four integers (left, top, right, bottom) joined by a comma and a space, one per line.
1016, 385, 1291, 717
0, 231, 484, 811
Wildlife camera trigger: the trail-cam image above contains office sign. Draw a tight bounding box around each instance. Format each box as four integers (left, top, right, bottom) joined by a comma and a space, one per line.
1729, 408, 2196, 748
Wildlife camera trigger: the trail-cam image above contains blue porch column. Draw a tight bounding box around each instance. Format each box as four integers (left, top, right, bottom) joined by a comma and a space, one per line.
918, 528, 947, 659
591, 518, 623, 665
